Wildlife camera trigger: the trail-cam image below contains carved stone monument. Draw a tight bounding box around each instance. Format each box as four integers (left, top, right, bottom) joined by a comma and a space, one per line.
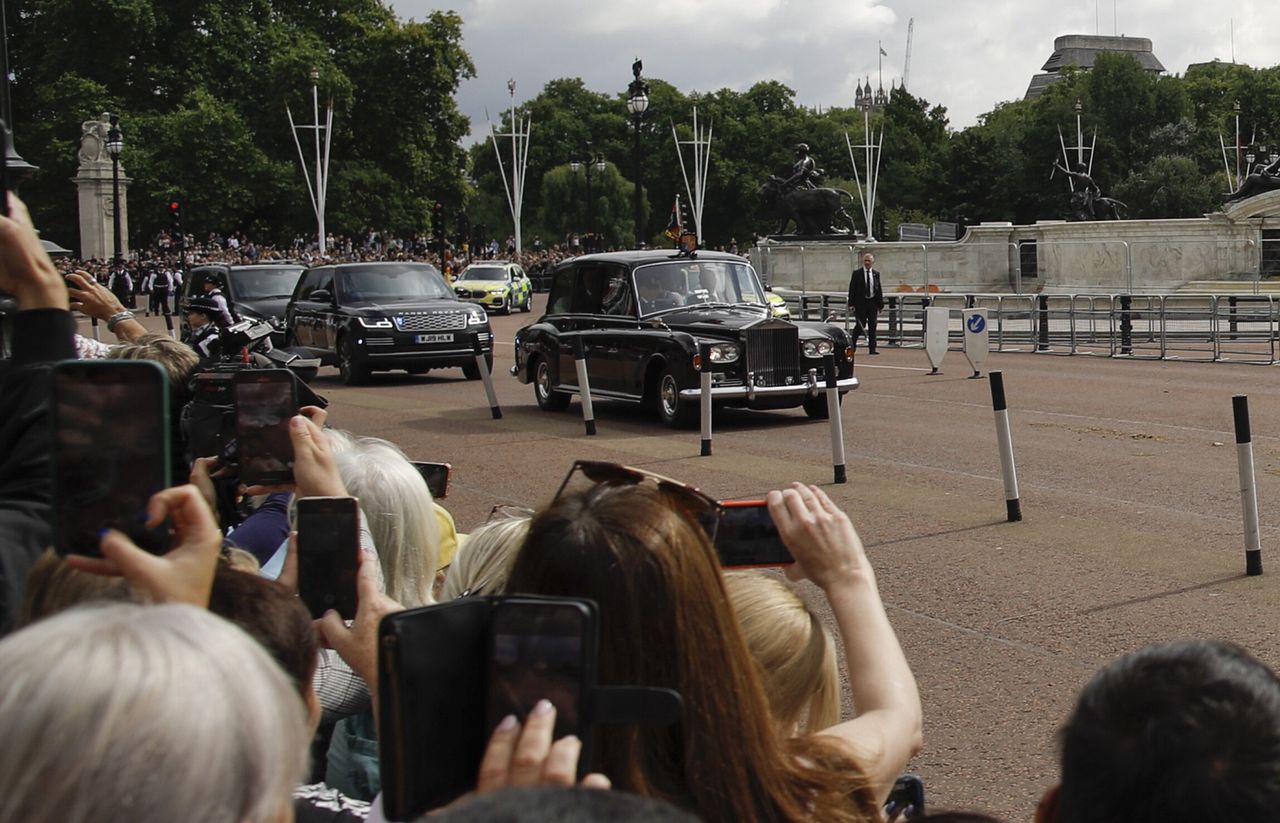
73, 111, 130, 260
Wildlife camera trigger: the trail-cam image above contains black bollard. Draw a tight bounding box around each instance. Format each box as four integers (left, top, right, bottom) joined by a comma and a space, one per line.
1036, 294, 1049, 352
699, 343, 712, 456
1119, 295, 1133, 355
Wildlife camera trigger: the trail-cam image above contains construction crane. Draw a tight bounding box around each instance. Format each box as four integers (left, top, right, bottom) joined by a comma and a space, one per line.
902, 18, 914, 91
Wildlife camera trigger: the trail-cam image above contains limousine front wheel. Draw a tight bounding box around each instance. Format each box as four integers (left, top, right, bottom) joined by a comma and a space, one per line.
656, 367, 697, 429
533, 356, 570, 411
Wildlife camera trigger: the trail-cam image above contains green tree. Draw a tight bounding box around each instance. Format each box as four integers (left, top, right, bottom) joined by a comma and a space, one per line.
10, 1, 473, 253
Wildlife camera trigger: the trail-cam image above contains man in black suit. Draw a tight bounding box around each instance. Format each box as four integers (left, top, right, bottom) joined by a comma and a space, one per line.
848, 252, 884, 354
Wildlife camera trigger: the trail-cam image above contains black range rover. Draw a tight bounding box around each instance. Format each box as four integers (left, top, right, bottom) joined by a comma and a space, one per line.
285, 262, 493, 385
511, 250, 858, 427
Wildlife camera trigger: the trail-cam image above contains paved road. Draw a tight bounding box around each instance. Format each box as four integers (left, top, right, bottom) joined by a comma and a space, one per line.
120, 301, 1280, 819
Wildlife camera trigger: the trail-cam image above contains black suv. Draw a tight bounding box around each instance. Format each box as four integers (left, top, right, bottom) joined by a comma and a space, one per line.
179, 262, 305, 345
511, 250, 858, 427
285, 261, 493, 385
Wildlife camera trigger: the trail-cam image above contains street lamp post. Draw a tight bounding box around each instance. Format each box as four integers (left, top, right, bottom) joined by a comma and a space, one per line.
626, 59, 649, 249
571, 145, 606, 253
105, 113, 124, 278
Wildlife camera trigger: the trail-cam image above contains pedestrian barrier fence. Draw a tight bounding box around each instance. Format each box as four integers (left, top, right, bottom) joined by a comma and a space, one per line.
777, 291, 1280, 364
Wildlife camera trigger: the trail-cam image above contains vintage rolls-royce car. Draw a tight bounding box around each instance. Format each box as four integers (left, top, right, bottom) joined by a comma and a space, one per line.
510, 250, 858, 427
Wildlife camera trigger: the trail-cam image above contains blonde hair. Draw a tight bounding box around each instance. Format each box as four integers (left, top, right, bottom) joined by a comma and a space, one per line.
0, 602, 309, 823
724, 570, 840, 733
440, 511, 530, 600
332, 434, 439, 608
107, 332, 199, 388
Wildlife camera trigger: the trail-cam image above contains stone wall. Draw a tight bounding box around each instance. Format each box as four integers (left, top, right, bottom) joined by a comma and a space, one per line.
751, 206, 1270, 296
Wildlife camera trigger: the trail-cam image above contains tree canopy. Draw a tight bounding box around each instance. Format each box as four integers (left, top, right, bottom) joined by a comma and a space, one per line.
9, 6, 1279, 253
10, 0, 473, 251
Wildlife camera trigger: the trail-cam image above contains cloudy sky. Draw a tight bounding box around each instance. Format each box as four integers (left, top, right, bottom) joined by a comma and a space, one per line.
391, 0, 1271, 140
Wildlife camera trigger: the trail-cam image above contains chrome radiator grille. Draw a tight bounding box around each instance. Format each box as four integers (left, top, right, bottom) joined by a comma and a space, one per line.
743, 326, 801, 386
394, 312, 467, 332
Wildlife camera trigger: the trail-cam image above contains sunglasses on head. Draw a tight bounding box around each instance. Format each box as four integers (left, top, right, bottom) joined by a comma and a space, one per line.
554, 460, 723, 539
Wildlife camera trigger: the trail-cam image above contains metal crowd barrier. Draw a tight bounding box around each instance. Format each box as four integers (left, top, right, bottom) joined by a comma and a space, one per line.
776, 289, 1280, 365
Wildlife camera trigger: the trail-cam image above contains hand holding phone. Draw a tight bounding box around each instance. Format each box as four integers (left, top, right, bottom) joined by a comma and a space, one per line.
767, 483, 866, 590
411, 461, 451, 499
65, 485, 223, 608
295, 496, 360, 620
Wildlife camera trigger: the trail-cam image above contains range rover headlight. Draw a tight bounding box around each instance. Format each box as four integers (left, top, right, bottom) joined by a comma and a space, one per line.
358, 317, 393, 329
707, 342, 740, 364
466, 309, 487, 326
802, 339, 835, 358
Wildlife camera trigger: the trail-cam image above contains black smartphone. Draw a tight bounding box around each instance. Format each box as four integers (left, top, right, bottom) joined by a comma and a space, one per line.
713, 500, 795, 568
411, 460, 451, 499
295, 496, 360, 620
51, 360, 171, 556
883, 773, 926, 820
486, 599, 597, 748
233, 369, 297, 486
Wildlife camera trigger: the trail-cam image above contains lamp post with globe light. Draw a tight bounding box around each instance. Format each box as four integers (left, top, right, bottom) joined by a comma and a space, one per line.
626, 59, 649, 248
105, 113, 125, 277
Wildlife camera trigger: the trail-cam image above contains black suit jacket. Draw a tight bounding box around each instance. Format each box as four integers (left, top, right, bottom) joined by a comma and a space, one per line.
848, 267, 884, 312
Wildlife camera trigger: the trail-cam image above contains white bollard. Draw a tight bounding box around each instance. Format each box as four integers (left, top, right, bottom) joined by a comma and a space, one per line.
573, 336, 596, 436
925, 305, 948, 375
472, 337, 502, 420
823, 353, 847, 484
699, 343, 712, 456
1234, 395, 1262, 575
989, 371, 1022, 522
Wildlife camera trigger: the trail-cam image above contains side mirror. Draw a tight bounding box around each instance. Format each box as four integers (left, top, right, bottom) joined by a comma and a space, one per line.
310, 288, 333, 304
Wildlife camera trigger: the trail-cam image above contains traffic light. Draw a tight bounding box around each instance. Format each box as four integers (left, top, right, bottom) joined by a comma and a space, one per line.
168, 200, 182, 231
432, 201, 445, 250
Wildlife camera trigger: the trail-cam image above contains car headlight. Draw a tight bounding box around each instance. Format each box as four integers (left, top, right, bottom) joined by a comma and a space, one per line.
466, 309, 487, 326
707, 342, 740, 364
802, 339, 835, 357
358, 317, 393, 329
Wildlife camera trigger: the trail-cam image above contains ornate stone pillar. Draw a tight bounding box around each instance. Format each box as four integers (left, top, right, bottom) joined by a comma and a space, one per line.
72, 112, 130, 261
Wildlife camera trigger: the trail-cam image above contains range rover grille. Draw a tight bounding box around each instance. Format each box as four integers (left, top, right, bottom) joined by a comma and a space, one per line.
743, 326, 801, 386
394, 312, 467, 332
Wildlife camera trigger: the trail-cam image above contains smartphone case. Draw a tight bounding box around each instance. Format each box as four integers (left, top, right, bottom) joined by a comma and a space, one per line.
377, 596, 683, 822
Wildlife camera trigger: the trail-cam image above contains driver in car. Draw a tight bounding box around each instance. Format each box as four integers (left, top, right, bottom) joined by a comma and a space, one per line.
638, 272, 684, 314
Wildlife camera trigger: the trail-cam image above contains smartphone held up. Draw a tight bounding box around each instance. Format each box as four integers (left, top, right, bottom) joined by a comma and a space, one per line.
295, 496, 360, 620
233, 369, 297, 486
712, 500, 794, 568
51, 360, 172, 556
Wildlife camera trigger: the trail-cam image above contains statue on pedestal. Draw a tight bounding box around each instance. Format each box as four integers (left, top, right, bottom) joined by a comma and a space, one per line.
77, 112, 113, 166
1053, 160, 1125, 220
1223, 155, 1280, 204
760, 142, 856, 235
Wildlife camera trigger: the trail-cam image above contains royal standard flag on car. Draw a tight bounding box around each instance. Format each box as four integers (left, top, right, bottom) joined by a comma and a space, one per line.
665, 194, 682, 241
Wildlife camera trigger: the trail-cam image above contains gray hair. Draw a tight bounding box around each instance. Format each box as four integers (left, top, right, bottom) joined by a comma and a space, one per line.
333, 434, 440, 608
0, 602, 309, 823
440, 511, 531, 600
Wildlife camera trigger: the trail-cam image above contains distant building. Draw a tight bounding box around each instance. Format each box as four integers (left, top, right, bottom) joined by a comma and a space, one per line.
1025, 34, 1166, 99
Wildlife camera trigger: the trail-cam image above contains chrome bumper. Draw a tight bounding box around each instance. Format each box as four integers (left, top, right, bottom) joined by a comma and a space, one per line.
679, 371, 859, 400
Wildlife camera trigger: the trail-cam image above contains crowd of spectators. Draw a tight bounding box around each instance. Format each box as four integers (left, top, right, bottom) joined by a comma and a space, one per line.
4, 194, 1276, 823
52, 229, 594, 307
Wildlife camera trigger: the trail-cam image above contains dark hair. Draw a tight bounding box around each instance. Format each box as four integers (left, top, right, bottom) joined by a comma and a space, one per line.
505, 483, 876, 823
1055, 640, 1280, 823
432, 786, 700, 822
206, 563, 318, 696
